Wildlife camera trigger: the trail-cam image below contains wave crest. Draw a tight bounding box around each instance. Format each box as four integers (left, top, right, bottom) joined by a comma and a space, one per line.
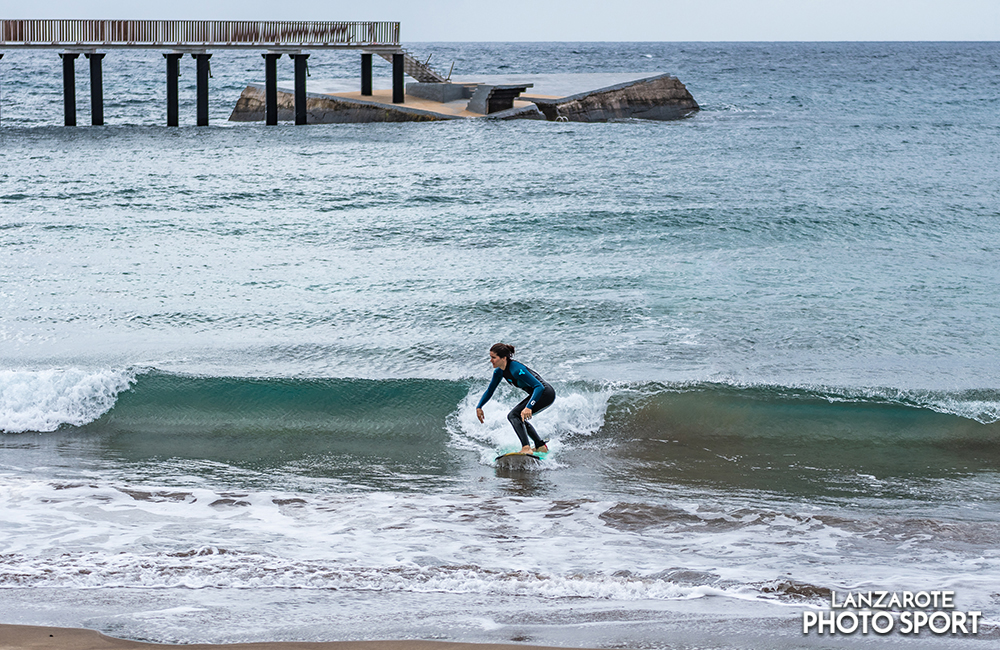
0, 368, 136, 433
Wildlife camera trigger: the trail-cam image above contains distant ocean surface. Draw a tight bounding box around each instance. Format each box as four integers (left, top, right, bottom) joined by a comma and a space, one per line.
1, 42, 999, 649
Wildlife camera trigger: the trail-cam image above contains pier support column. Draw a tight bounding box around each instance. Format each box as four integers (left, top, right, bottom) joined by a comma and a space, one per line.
262, 52, 282, 125
60, 52, 80, 126
392, 53, 404, 104
192, 53, 212, 126
361, 52, 372, 96
85, 52, 106, 126
290, 53, 309, 125
163, 52, 183, 127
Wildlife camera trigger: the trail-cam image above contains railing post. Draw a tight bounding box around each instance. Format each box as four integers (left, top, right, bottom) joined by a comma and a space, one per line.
85, 52, 106, 126
163, 52, 182, 127
59, 52, 79, 126
262, 51, 281, 125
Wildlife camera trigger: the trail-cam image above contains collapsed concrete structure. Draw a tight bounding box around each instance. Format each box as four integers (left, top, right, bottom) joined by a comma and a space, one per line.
229, 73, 699, 124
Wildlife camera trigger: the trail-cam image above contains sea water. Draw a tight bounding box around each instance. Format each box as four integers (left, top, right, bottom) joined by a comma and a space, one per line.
1, 42, 999, 648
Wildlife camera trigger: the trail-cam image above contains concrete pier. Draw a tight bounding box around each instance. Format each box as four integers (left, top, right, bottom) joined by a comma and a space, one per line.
3, 20, 700, 128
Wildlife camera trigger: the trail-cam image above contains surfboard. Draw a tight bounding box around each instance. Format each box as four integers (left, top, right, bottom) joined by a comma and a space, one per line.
494, 451, 546, 469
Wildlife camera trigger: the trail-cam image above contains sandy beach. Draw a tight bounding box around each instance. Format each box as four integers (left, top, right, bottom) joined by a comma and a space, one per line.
0, 626, 574, 650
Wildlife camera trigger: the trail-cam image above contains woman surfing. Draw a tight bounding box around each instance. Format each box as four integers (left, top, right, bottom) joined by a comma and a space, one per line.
476, 343, 556, 454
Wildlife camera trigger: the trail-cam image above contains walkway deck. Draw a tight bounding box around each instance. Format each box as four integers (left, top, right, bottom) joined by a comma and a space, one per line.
0, 19, 399, 49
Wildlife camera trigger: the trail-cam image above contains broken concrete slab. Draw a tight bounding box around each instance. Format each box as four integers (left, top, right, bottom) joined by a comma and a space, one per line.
229, 73, 698, 124
528, 74, 698, 121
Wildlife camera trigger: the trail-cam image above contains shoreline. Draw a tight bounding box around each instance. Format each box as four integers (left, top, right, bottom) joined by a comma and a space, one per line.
0, 626, 580, 650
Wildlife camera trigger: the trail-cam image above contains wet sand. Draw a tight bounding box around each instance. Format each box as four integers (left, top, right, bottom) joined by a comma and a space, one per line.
0, 626, 578, 650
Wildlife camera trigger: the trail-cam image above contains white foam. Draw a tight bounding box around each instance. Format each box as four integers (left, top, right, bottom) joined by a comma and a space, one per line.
0, 368, 136, 433
447, 383, 610, 465
1, 476, 998, 618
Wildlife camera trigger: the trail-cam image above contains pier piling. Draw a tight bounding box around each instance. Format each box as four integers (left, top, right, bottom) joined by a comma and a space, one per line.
85, 53, 105, 126
361, 53, 372, 96
193, 53, 212, 126
392, 53, 404, 103
59, 52, 79, 126
291, 53, 309, 125
163, 53, 182, 126
262, 52, 282, 125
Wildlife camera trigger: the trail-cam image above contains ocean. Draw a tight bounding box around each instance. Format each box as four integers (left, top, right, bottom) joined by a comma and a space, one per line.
1, 41, 999, 649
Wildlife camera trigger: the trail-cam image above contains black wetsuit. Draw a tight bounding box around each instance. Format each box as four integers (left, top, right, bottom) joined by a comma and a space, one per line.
477, 359, 556, 448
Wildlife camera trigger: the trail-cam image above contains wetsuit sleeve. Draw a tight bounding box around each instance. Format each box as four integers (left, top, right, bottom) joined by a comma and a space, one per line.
476, 368, 503, 409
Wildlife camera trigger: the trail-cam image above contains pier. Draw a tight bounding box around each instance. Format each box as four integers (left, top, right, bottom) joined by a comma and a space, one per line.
0, 19, 430, 126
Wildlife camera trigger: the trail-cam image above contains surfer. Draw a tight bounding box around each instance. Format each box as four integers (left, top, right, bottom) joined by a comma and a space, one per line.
476, 343, 556, 454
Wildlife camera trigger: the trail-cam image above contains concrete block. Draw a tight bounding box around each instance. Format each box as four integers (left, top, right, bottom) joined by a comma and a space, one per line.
467, 84, 533, 114
405, 82, 476, 103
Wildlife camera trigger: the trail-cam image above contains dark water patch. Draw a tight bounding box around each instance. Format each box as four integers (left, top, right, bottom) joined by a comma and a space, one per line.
598, 501, 828, 535
599, 502, 703, 532
821, 514, 1000, 549
407, 194, 461, 205
591, 383, 1000, 499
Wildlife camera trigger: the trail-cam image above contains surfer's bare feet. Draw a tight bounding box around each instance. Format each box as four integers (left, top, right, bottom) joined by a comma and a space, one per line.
520, 446, 534, 454
535, 444, 548, 453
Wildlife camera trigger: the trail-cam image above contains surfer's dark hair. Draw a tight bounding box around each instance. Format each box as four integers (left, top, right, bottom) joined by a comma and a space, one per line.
490, 343, 515, 359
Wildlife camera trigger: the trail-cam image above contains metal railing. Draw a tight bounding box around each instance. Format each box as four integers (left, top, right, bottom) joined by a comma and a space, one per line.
0, 20, 400, 48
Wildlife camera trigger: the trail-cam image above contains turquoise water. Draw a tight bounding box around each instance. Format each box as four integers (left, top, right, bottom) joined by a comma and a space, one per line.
1, 42, 999, 648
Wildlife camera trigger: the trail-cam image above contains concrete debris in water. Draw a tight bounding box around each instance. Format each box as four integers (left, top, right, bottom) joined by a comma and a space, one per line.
229, 73, 698, 124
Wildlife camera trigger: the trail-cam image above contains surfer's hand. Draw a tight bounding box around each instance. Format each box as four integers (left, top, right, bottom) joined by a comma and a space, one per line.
521, 408, 532, 420
476, 408, 485, 423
